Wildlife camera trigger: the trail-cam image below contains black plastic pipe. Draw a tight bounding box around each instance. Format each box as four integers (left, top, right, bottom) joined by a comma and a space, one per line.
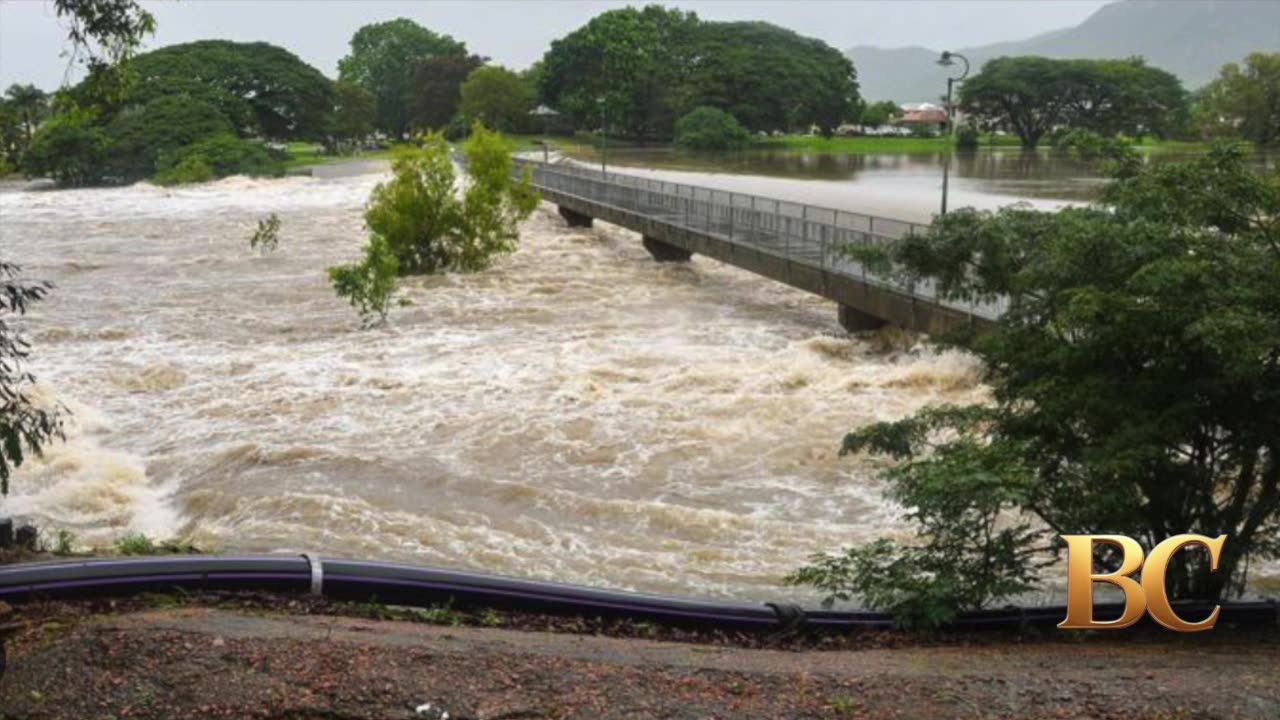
1, 555, 1276, 631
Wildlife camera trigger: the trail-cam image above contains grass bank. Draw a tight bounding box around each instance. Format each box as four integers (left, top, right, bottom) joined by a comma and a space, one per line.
283, 141, 404, 171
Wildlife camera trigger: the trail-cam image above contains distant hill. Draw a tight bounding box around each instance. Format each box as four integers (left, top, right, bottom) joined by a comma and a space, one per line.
848, 0, 1280, 103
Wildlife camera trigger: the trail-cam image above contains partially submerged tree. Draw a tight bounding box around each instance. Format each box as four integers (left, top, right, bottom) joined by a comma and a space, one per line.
0, 263, 64, 495
673, 106, 749, 150
329, 125, 538, 325
790, 144, 1280, 626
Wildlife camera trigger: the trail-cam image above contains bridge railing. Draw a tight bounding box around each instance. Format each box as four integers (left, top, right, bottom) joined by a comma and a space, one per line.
511, 158, 1007, 321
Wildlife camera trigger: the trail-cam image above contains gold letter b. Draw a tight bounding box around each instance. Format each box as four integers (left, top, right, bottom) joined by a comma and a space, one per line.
1058, 535, 1147, 630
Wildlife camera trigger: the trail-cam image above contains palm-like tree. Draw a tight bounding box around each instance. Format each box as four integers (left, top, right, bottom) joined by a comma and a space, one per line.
4, 84, 49, 144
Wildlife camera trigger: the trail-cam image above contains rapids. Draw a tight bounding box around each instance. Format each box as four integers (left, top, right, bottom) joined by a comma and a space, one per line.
0, 171, 1061, 602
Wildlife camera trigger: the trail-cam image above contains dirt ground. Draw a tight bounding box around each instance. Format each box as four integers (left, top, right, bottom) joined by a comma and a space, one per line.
1, 601, 1278, 720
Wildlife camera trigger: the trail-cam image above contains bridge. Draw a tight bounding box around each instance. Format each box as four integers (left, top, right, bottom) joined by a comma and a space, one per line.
512, 158, 1005, 334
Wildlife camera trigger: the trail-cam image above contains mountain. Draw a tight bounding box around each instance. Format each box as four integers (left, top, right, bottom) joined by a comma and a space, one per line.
847, 0, 1280, 103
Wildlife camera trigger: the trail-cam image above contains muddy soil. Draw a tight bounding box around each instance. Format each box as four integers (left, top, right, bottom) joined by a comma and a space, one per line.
1, 604, 1277, 719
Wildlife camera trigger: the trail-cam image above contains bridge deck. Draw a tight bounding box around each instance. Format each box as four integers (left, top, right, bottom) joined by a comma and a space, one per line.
512, 159, 1003, 334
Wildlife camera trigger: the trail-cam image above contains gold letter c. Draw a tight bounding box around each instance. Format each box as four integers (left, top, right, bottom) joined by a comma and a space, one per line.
1141, 534, 1226, 632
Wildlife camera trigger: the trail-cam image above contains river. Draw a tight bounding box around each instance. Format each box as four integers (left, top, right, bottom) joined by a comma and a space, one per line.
1, 170, 994, 604
3, 150, 1275, 603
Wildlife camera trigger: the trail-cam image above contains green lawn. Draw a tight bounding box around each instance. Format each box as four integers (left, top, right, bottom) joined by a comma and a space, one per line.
283, 141, 403, 171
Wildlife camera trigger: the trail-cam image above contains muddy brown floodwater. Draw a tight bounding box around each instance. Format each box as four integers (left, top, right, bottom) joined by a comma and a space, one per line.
0, 170, 990, 604
2, 167, 1274, 604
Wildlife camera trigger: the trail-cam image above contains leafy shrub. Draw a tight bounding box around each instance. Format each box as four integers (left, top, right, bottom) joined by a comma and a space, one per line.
955, 124, 980, 150
114, 533, 157, 555
249, 213, 282, 253
51, 529, 77, 556
329, 123, 537, 325
23, 109, 110, 187
674, 107, 750, 151
1051, 128, 1130, 160
154, 154, 214, 185
156, 134, 283, 181
796, 145, 1280, 628
103, 95, 235, 182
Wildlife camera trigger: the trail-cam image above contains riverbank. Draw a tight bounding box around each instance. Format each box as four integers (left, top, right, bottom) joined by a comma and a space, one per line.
534, 133, 1216, 158
2, 599, 1277, 719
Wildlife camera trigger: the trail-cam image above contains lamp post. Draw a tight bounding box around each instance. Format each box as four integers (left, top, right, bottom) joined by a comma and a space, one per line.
528, 105, 559, 163
936, 50, 970, 216
598, 95, 608, 174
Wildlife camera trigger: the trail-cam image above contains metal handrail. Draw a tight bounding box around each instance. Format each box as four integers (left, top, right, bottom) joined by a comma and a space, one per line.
511, 158, 1007, 321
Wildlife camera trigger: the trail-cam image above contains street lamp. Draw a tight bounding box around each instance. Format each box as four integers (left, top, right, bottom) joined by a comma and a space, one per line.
528, 104, 559, 163
936, 50, 970, 216
597, 95, 608, 174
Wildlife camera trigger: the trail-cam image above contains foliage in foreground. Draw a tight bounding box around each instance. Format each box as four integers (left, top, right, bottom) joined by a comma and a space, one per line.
329, 124, 538, 325
0, 262, 65, 495
790, 144, 1280, 627
674, 106, 750, 151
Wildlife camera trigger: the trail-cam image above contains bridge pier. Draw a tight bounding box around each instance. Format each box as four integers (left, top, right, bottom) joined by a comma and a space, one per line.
558, 206, 594, 228
838, 304, 887, 333
642, 236, 693, 262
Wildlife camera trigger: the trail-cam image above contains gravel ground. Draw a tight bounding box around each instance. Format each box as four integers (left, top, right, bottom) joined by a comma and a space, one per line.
1, 601, 1278, 719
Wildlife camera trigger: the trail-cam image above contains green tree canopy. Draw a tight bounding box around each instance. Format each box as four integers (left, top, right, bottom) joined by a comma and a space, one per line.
538, 8, 859, 139
103, 95, 235, 182
673, 106, 749, 150
409, 53, 485, 131
459, 65, 534, 132
539, 5, 700, 141
338, 19, 468, 136
677, 21, 860, 135
129, 40, 335, 140
859, 100, 900, 127
960, 56, 1189, 149
331, 80, 376, 147
790, 145, 1280, 626
1197, 52, 1280, 146
4, 84, 49, 146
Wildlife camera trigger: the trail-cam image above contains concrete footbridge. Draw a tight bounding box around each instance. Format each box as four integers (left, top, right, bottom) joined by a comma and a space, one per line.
513, 158, 1005, 334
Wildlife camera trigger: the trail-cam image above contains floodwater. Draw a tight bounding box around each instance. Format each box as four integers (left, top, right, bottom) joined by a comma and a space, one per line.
4, 152, 1276, 604
561, 146, 1275, 223
1, 171, 991, 603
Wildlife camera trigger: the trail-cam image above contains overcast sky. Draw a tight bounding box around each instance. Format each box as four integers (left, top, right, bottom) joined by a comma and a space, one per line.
0, 0, 1110, 90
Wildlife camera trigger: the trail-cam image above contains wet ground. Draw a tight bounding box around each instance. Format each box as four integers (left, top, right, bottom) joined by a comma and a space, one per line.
2, 603, 1278, 719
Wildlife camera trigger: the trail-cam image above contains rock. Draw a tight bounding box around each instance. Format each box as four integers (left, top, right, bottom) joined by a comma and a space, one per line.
14, 525, 37, 551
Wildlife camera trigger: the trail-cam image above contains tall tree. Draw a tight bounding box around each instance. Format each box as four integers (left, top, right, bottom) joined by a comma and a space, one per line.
3, 85, 49, 145
459, 65, 533, 133
1197, 52, 1280, 146
331, 80, 376, 148
960, 56, 1188, 150
790, 145, 1280, 626
409, 53, 484, 131
129, 41, 335, 140
1061, 58, 1187, 141
338, 19, 468, 137
959, 56, 1078, 150
678, 21, 860, 135
539, 5, 700, 141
